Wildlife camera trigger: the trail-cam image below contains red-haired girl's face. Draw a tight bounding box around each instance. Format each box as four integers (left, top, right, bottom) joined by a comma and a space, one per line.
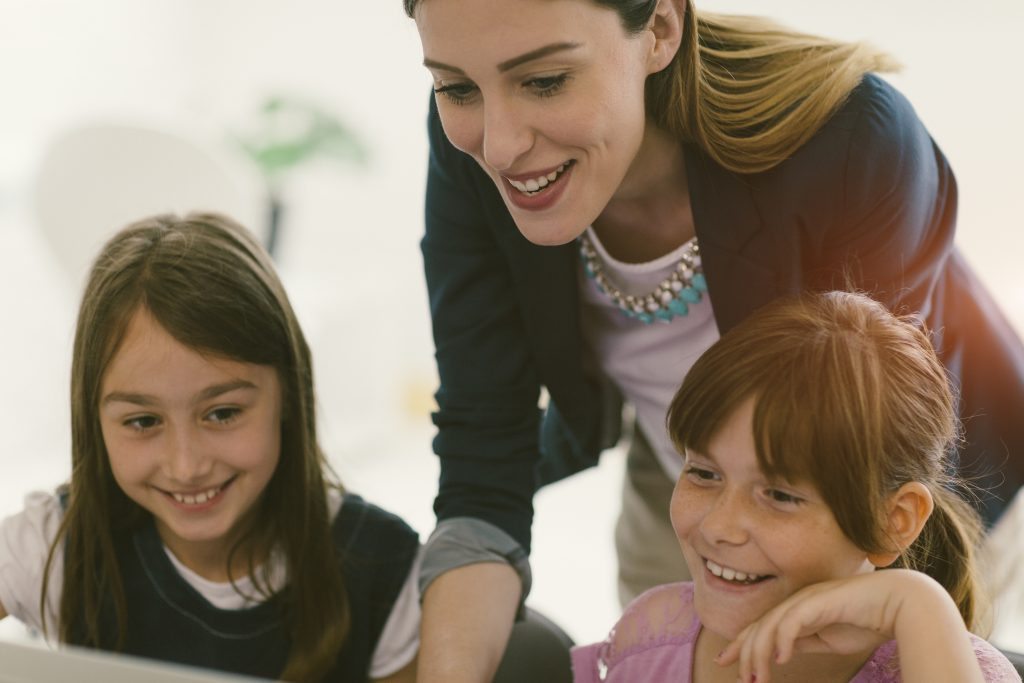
416, 0, 673, 246
670, 397, 876, 641
98, 308, 281, 579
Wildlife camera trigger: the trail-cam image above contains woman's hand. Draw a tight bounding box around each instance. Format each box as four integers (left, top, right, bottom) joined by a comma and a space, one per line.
716, 569, 984, 683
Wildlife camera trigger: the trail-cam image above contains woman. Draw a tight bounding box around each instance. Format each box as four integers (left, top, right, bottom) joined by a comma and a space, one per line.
402, 0, 1024, 680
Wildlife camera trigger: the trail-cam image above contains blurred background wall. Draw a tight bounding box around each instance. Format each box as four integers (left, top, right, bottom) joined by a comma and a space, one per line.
0, 0, 1022, 648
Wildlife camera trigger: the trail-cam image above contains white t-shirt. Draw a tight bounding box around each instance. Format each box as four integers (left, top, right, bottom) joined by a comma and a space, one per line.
578, 227, 720, 480
0, 490, 420, 679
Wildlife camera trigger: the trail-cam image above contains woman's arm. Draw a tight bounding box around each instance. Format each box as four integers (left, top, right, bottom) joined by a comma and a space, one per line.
421, 91, 542, 552
418, 562, 520, 683
718, 570, 984, 683
416, 91, 543, 680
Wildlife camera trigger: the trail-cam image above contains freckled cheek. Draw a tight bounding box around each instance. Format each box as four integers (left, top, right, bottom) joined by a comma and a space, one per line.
669, 480, 696, 539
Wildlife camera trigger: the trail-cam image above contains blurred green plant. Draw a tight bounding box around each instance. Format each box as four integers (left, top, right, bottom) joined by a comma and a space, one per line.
236, 95, 369, 183
233, 95, 369, 255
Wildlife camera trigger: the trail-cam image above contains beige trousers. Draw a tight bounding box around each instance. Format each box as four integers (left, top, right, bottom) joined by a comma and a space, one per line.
614, 428, 692, 607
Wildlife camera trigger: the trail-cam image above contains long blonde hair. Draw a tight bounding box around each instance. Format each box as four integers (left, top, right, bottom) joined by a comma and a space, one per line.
404, 0, 899, 174
654, 8, 899, 172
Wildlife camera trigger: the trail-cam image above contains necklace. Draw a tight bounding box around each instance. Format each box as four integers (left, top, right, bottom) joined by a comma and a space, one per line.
579, 233, 706, 325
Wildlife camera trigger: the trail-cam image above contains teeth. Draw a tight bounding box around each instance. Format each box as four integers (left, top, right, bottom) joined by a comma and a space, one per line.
171, 484, 222, 505
507, 163, 568, 195
706, 559, 761, 583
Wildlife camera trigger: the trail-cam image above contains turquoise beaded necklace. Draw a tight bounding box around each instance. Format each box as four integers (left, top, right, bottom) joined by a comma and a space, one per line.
579, 234, 707, 325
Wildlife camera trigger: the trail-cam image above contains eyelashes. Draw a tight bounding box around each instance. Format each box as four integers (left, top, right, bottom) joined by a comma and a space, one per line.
682, 464, 807, 507
528, 73, 571, 98
434, 73, 572, 106
433, 82, 476, 105
683, 464, 718, 482
119, 406, 242, 433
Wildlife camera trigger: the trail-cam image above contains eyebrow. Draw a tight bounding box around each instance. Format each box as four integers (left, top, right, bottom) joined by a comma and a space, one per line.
423, 41, 583, 75
102, 379, 258, 407
684, 448, 714, 464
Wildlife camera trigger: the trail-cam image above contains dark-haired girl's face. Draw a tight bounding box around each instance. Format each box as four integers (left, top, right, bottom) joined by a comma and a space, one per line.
98, 308, 281, 579
416, 0, 671, 246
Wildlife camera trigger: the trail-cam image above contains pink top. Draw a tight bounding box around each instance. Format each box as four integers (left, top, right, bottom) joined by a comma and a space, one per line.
572, 582, 1020, 682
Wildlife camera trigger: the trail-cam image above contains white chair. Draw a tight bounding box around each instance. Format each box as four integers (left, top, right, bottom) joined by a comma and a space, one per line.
31, 121, 265, 289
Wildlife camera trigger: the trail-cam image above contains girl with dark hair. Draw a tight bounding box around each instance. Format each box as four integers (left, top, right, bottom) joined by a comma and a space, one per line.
401, 0, 1024, 679
572, 291, 1019, 682
0, 213, 419, 682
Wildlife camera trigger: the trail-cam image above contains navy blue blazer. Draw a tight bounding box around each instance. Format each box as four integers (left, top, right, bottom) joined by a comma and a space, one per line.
421, 74, 1024, 553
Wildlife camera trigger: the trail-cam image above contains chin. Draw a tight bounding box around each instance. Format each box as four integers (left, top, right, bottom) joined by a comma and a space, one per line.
511, 218, 586, 247
698, 611, 752, 642
693, 591, 764, 641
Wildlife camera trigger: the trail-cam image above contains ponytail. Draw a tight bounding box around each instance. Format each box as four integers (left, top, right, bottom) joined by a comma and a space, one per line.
899, 486, 986, 632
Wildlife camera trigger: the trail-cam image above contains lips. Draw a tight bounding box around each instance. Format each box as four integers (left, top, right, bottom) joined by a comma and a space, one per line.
705, 558, 770, 585
158, 476, 235, 507
500, 160, 575, 211
504, 161, 572, 195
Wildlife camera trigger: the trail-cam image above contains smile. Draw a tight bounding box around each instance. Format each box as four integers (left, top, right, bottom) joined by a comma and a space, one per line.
504, 161, 574, 196
705, 558, 767, 584
160, 477, 235, 506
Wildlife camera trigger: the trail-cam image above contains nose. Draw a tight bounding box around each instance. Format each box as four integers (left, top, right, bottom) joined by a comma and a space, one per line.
163, 424, 213, 484
481, 97, 534, 172
699, 488, 751, 546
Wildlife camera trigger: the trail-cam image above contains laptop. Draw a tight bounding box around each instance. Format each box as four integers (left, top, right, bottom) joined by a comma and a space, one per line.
0, 639, 271, 683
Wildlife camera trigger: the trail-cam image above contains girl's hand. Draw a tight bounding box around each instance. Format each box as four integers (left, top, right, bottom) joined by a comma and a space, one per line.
716, 569, 983, 683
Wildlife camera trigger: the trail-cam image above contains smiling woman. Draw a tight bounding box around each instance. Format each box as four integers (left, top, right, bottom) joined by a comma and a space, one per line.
416, 0, 660, 247
401, 0, 1024, 681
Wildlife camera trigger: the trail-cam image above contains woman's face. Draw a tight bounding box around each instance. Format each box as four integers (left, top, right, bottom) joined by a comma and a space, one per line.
415, 0, 668, 246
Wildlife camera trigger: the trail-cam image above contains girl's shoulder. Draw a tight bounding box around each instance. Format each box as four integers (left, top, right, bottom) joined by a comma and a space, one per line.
0, 490, 64, 551
333, 492, 420, 559
572, 582, 701, 683
968, 636, 1023, 682
855, 635, 1022, 682
606, 582, 701, 660
0, 490, 65, 632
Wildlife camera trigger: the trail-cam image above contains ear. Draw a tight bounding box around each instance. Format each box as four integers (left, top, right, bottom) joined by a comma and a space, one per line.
867, 482, 934, 568
646, 0, 686, 75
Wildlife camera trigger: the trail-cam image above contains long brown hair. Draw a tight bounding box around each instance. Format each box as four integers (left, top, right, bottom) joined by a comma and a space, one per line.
404, 0, 898, 174
42, 213, 348, 681
666, 291, 985, 630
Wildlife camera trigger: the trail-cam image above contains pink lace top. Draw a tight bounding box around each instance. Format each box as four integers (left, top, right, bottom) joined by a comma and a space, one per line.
571, 582, 1021, 682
